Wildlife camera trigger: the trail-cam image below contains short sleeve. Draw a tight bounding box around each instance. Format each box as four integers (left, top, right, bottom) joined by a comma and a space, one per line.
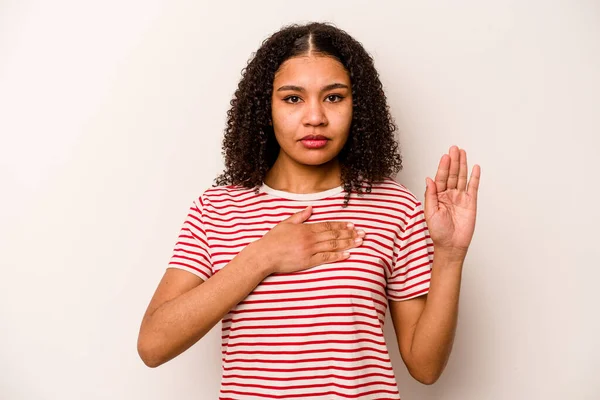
387, 201, 434, 301
167, 196, 213, 281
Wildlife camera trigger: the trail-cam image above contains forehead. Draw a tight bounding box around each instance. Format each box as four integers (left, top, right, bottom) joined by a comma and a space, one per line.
273, 55, 350, 85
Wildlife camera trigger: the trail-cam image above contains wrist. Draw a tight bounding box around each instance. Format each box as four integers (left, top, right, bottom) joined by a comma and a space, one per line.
433, 246, 468, 265
242, 240, 275, 277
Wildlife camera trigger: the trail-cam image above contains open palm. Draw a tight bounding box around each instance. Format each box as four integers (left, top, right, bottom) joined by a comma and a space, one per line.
424, 146, 481, 259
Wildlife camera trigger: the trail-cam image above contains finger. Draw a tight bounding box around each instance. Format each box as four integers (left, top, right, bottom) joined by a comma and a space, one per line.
308, 221, 353, 233
467, 164, 481, 199
446, 145, 460, 190
424, 177, 438, 216
434, 154, 451, 192
285, 206, 312, 224
307, 250, 350, 268
313, 228, 357, 244
313, 235, 361, 254
457, 148, 468, 191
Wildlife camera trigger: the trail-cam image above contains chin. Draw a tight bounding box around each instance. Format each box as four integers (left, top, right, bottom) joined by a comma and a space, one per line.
295, 153, 338, 166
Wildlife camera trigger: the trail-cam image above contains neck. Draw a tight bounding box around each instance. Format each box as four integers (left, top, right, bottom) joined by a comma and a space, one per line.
264, 154, 342, 194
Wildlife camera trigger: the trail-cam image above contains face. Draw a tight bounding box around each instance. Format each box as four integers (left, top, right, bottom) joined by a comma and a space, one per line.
271, 54, 353, 167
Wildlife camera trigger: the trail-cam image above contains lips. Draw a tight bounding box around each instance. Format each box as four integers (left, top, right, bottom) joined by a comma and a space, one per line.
301, 135, 328, 141
300, 135, 329, 149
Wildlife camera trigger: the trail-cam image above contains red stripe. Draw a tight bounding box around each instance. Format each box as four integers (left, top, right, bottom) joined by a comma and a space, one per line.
185, 220, 206, 235
223, 345, 389, 356
180, 231, 209, 248
393, 247, 434, 265
229, 302, 384, 318
220, 379, 398, 390
172, 245, 208, 257
212, 244, 393, 268
397, 277, 431, 293
387, 287, 429, 301
224, 320, 382, 333
180, 229, 209, 247
361, 248, 394, 274
404, 229, 430, 247
396, 243, 431, 264
249, 284, 386, 299
207, 189, 265, 202
265, 265, 386, 281
225, 337, 386, 349
219, 388, 399, 399
224, 311, 381, 325
208, 227, 397, 250
222, 371, 396, 382
167, 262, 210, 280
388, 269, 431, 287
172, 248, 210, 264
171, 253, 211, 267
209, 234, 263, 247
400, 226, 428, 243
395, 253, 433, 273
404, 215, 425, 231
238, 293, 388, 309
223, 354, 391, 364
187, 211, 202, 225
224, 328, 384, 341
221, 363, 393, 373
256, 274, 386, 291
174, 236, 204, 249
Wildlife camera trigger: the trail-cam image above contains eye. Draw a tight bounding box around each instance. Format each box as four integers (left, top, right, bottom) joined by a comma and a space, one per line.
283, 96, 302, 104
326, 94, 344, 103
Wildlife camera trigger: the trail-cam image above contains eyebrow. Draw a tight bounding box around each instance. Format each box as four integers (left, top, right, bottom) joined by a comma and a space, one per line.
276, 83, 350, 92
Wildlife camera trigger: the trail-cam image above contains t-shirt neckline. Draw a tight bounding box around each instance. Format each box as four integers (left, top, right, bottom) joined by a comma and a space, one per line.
259, 182, 344, 201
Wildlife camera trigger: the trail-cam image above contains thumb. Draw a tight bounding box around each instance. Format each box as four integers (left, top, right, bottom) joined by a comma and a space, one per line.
285, 205, 312, 224
424, 177, 438, 217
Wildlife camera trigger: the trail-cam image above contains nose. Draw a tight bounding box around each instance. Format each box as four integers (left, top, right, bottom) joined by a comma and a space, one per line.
302, 99, 328, 127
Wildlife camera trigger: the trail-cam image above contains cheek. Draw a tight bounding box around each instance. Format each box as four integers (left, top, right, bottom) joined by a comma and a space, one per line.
331, 105, 353, 132
272, 108, 301, 135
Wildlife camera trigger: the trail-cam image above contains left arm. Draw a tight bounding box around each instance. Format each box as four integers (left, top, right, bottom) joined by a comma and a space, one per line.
390, 145, 481, 384
389, 250, 463, 384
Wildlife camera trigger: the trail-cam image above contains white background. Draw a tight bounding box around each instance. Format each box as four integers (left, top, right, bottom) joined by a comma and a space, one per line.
1, 1, 599, 399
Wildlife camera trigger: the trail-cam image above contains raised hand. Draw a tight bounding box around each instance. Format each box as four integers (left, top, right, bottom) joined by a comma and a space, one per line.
424, 145, 481, 262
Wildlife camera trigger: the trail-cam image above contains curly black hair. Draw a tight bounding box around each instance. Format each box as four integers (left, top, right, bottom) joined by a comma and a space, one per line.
214, 21, 403, 207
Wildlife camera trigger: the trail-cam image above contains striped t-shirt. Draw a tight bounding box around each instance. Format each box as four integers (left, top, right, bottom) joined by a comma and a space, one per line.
168, 177, 434, 399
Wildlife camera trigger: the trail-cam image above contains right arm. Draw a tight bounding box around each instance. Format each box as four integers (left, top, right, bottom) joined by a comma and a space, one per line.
137, 205, 362, 368
137, 241, 269, 368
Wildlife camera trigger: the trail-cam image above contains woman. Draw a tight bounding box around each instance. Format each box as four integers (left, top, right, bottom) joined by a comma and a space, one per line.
137, 22, 481, 399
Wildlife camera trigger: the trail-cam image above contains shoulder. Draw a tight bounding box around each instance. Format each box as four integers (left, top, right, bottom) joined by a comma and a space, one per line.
367, 178, 427, 238
364, 177, 422, 212
193, 184, 261, 209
